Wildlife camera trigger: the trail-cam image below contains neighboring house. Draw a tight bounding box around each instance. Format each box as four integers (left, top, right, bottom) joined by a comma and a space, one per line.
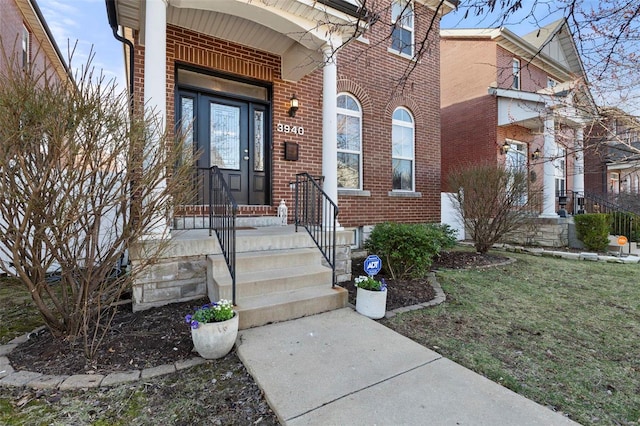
105, 0, 455, 318
0, 0, 68, 273
440, 19, 597, 223
0, 0, 67, 81
585, 107, 640, 208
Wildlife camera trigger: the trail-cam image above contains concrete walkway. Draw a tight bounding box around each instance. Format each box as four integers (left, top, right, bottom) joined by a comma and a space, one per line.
237, 308, 579, 426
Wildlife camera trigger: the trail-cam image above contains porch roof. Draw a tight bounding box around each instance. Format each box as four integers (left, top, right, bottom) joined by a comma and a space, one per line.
112, 0, 372, 81
489, 87, 591, 130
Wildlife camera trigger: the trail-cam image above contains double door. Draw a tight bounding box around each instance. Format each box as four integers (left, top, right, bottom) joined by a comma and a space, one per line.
179, 91, 269, 205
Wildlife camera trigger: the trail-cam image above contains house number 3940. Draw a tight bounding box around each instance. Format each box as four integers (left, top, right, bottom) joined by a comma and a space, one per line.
277, 123, 304, 135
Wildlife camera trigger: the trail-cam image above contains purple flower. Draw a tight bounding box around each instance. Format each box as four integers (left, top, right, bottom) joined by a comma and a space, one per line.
380, 278, 387, 291
185, 314, 192, 324
190, 320, 199, 329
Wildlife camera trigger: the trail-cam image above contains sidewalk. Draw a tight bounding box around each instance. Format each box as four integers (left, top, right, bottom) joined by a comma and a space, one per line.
237, 308, 579, 425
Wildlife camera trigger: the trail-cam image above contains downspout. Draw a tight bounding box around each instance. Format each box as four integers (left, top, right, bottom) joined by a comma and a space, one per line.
105, 0, 134, 106
105, 0, 136, 271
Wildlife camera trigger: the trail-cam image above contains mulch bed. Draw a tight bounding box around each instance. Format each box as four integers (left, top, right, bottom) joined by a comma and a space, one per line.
8, 250, 508, 376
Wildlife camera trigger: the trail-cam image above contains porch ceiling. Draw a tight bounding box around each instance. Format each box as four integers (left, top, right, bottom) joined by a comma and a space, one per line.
114, 0, 366, 81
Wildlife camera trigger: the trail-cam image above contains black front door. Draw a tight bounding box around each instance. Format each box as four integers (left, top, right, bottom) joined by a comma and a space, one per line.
179, 90, 268, 206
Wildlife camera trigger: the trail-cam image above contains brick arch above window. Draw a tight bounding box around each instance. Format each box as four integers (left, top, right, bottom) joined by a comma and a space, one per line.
337, 78, 372, 114
384, 95, 423, 122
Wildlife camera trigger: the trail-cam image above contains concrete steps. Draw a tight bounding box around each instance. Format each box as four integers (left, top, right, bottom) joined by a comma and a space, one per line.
206, 229, 347, 329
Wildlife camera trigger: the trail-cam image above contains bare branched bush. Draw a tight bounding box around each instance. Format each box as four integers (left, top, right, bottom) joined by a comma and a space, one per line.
448, 162, 541, 253
0, 53, 193, 358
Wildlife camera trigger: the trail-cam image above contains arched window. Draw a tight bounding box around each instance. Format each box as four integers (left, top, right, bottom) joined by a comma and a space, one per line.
337, 93, 362, 190
392, 107, 414, 191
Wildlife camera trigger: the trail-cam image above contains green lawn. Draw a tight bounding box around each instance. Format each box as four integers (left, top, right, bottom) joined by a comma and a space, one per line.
0, 277, 44, 344
383, 251, 640, 426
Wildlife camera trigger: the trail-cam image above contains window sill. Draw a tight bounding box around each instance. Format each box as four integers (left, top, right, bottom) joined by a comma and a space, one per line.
388, 191, 422, 198
387, 47, 416, 62
339, 189, 371, 197
356, 36, 370, 45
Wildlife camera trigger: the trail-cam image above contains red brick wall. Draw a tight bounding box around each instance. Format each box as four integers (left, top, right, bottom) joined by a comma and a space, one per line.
132, 5, 442, 226
441, 39, 570, 191
335, 1, 442, 225
441, 38, 497, 107
496, 46, 551, 91
0, 0, 24, 72
0, 0, 60, 79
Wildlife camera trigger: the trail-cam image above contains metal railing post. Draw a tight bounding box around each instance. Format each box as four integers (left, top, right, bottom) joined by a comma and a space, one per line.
292, 172, 339, 286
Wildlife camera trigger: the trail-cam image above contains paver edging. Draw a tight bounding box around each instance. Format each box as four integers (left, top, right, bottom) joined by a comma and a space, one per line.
0, 334, 208, 391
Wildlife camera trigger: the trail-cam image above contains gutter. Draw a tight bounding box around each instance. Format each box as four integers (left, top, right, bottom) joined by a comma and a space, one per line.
317, 0, 373, 22
105, 0, 134, 104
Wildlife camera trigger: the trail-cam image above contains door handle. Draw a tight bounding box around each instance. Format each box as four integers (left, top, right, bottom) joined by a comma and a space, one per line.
243, 156, 249, 160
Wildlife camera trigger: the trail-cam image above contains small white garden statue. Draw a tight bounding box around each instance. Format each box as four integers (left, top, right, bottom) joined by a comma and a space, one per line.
277, 199, 288, 226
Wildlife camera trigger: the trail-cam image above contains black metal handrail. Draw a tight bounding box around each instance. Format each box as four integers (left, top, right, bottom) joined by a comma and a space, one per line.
294, 173, 339, 286
208, 166, 238, 305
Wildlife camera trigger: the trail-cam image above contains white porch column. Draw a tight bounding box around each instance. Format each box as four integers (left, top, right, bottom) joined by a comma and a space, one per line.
573, 127, 585, 195
321, 43, 339, 226
143, 0, 169, 238
541, 115, 557, 217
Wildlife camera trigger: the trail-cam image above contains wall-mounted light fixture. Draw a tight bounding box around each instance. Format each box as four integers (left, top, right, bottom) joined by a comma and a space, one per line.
288, 94, 299, 117
531, 148, 541, 160
501, 141, 510, 155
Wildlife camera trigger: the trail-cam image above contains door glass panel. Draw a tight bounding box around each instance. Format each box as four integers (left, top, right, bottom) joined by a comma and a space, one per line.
179, 96, 194, 164
210, 103, 240, 169
254, 110, 264, 172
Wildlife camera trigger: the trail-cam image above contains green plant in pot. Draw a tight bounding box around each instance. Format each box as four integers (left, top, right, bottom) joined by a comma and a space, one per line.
185, 299, 238, 359
354, 275, 387, 319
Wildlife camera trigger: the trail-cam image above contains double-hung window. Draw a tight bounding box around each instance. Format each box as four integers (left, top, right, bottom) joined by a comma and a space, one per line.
22, 25, 30, 69
554, 146, 566, 196
391, 0, 414, 57
505, 141, 527, 205
337, 93, 362, 190
512, 59, 520, 90
392, 107, 414, 191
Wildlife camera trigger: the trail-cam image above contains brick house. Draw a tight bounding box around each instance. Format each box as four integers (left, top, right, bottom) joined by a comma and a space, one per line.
441, 20, 597, 221
585, 108, 640, 207
106, 0, 455, 321
0, 0, 67, 80
0, 0, 68, 272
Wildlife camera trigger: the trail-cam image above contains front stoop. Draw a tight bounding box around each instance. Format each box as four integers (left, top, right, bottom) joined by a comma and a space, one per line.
207, 232, 348, 329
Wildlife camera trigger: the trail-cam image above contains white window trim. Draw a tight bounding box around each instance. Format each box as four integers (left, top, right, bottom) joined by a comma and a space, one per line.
337, 93, 363, 191
390, 0, 414, 57
22, 24, 30, 69
554, 146, 566, 195
392, 107, 415, 192
512, 58, 520, 90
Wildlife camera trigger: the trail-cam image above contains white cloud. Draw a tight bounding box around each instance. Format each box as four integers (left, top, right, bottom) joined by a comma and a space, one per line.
38, 0, 126, 89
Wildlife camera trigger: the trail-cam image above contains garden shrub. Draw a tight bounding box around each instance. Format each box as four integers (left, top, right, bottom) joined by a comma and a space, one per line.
574, 214, 610, 252
364, 222, 457, 279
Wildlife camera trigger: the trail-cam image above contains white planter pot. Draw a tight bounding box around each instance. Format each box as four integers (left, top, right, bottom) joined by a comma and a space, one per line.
190, 311, 239, 359
356, 287, 387, 319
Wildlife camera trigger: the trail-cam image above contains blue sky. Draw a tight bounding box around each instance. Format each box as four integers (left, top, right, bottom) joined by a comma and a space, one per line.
38, 0, 126, 88
36, 1, 569, 91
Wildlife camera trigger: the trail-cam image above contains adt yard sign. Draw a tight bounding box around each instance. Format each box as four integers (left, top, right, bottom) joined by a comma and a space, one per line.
364, 255, 382, 276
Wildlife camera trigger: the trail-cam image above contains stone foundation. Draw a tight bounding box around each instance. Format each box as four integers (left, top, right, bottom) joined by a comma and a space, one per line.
503, 217, 571, 248
130, 228, 353, 311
